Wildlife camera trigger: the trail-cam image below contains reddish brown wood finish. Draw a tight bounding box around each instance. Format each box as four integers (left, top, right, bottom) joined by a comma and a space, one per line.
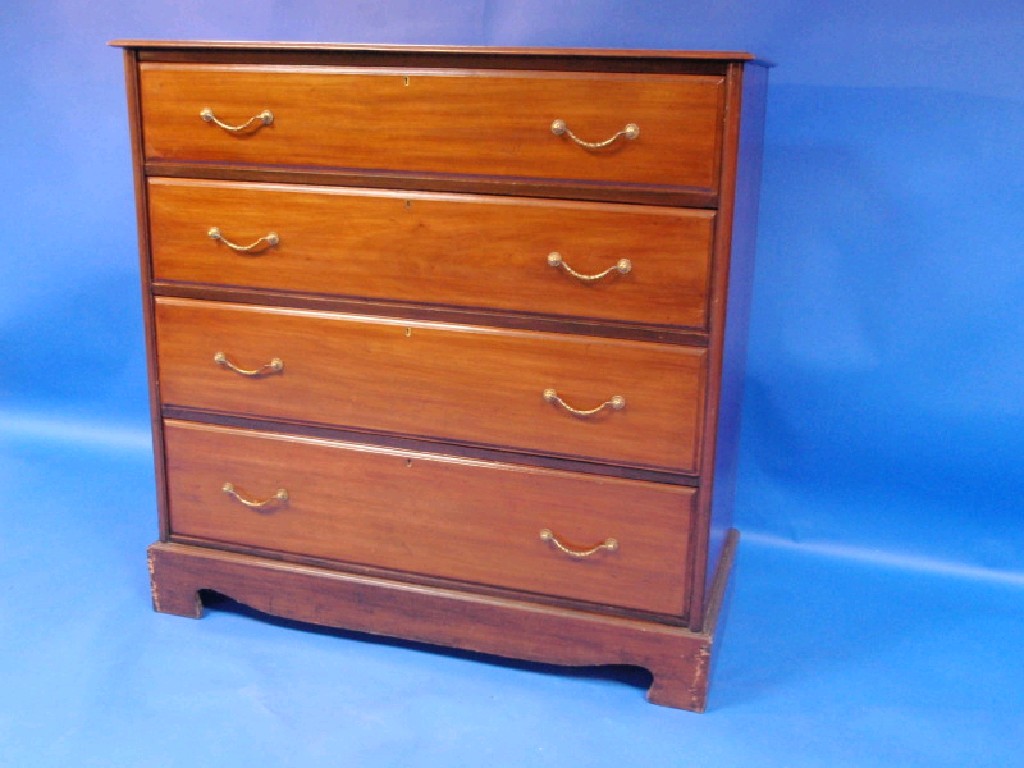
113, 40, 757, 61
116, 41, 767, 712
144, 162, 720, 208
152, 283, 711, 346
687, 62, 743, 630
148, 178, 715, 329
700, 63, 769, 621
164, 420, 695, 616
122, 49, 173, 541
154, 298, 707, 472
139, 64, 724, 192
160, 408, 699, 487
147, 528, 737, 711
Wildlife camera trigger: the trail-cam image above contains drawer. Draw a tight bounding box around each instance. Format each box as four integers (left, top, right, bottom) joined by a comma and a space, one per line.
139, 64, 724, 192
154, 298, 706, 472
164, 420, 695, 616
149, 178, 714, 329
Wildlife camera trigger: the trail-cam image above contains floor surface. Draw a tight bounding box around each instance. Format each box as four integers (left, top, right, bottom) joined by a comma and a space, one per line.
1, 422, 1021, 767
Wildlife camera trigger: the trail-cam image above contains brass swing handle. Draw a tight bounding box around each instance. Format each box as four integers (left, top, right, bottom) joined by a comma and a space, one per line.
200, 107, 274, 133
539, 529, 618, 559
222, 482, 288, 509
547, 252, 631, 282
550, 118, 639, 149
208, 227, 280, 253
214, 351, 284, 377
543, 388, 626, 416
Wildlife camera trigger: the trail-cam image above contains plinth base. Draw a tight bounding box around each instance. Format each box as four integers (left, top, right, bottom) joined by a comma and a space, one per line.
147, 530, 737, 712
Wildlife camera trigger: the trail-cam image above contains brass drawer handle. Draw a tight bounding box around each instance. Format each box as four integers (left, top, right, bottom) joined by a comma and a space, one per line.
200, 107, 274, 133
550, 118, 639, 149
222, 482, 288, 509
213, 351, 284, 377
208, 227, 279, 253
547, 252, 631, 282
543, 388, 625, 416
540, 529, 618, 559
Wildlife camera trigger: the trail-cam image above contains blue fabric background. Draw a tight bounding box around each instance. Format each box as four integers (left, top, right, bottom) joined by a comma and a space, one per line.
1, 2, 1021, 765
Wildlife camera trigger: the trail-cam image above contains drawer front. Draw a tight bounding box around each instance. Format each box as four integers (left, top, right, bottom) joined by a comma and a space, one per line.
164, 421, 694, 616
149, 178, 714, 329
155, 298, 705, 472
140, 64, 724, 191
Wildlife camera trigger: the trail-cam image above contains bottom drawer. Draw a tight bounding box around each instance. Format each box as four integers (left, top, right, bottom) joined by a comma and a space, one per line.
163, 420, 695, 617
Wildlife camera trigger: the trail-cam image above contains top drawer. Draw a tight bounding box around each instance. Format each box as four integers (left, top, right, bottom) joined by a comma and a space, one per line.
139, 64, 724, 193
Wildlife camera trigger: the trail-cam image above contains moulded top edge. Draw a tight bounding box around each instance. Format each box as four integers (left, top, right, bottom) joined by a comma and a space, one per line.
108, 39, 760, 62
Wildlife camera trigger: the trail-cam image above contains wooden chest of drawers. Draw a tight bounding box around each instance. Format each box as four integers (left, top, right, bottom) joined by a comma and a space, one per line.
114, 40, 768, 711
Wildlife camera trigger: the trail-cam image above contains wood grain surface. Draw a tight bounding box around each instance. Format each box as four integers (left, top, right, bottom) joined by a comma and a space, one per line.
147, 531, 740, 711
119, 43, 767, 711
164, 420, 695, 615
139, 64, 724, 191
148, 178, 714, 329
154, 298, 706, 472
113, 40, 756, 62
155, 299, 708, 468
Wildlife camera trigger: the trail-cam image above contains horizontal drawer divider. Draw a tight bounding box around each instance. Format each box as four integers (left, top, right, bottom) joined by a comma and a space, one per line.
161, 408, 701, 486
144, 162, 722, 209
150, 283, 711, 347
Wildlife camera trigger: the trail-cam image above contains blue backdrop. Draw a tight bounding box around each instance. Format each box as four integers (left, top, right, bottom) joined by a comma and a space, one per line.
3, 0, 1021, 575
1, 2, 1023, 765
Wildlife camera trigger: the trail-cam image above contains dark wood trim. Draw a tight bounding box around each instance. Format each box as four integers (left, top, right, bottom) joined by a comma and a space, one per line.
687, 63, 744, 630
150, 283, 711, 347
144, 162, 719, 209
703, 528, 738, 639
703, 64, 767, 623
687, 63, 765, 632
123, 49, 170, 541
160, 409, 702, 486
111, 39, 756, 63
147, 532, 737, 711
133, 50, 736, 76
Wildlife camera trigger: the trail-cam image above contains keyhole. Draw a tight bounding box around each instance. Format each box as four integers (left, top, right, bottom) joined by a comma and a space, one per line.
403, 75, 410, 86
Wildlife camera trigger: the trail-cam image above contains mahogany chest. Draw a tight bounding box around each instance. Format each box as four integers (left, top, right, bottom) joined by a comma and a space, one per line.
114, 40, 767, 711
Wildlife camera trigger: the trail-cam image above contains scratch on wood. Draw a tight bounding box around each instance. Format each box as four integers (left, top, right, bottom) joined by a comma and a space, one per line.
147, 550, 161, 611
690, 644, 712, 709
